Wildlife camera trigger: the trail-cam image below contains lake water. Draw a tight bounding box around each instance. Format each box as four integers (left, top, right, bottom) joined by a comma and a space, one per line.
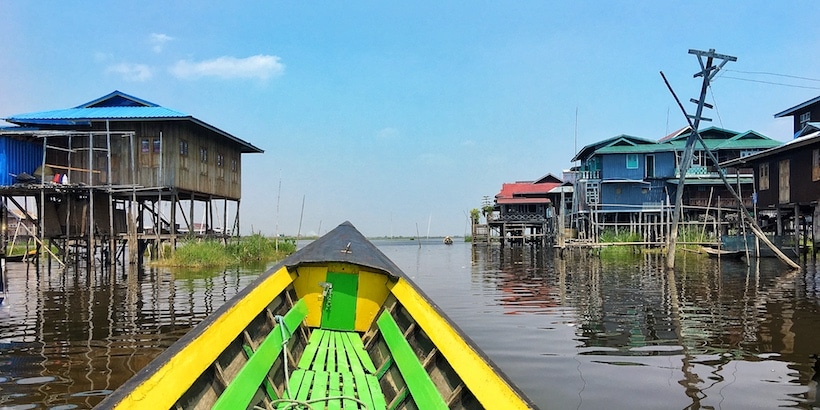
1, 239, 820, 409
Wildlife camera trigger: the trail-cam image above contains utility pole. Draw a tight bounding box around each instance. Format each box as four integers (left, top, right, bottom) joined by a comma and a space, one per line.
662, 49, 800, 270
665, 49, 736, 269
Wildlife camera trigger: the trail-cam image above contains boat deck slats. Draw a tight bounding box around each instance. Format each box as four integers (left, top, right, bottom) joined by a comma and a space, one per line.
300, 329, 377, 374
284, 329, 385, 409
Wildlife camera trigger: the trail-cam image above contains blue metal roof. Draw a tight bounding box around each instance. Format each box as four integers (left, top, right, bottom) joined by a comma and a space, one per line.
3, 90, 263, 153
7, 106, 189, 122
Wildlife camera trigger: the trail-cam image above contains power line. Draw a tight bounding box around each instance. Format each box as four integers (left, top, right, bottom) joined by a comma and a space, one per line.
723, 69, 820, 82
719, 75, 820, 90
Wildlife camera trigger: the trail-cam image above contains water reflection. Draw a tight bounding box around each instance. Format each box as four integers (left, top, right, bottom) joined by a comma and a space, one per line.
1, 241, 820, 409
0, 262, 262, 408
468, 244, 820, 409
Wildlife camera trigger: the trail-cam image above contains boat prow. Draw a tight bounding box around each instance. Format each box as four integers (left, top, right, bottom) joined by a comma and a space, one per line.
97, 221, 536, 409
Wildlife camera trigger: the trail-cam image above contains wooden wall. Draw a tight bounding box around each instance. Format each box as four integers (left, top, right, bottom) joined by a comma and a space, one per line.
46, 121, 247, 200
753, 140, 820, 208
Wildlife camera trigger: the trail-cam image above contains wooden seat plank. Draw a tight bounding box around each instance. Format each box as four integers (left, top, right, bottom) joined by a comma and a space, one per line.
376, 311, 448, 409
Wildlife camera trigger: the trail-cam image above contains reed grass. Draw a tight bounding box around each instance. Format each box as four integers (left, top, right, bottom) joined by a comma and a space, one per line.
157, 234, 297, 268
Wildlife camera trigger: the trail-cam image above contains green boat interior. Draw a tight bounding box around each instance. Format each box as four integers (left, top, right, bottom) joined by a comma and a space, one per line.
175, 287, 478, 410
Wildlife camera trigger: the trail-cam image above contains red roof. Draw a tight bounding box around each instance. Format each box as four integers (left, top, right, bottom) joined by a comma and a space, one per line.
495, 179, 562, 205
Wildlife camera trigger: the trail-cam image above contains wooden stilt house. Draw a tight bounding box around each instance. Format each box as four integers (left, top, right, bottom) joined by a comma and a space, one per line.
0, 90, 263, 266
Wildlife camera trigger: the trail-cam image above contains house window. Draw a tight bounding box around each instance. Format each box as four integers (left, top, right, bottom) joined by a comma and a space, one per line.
692, 151, 702, 166
179, 140, 189, 169
759, 163, 769, 190
200, 146, 208, 175
217, 153, 224, 179
800, 111, 811, 125
153, 139, 161, 153
140, 138, 160, 167
626, 154, 639, 169
231, 158, 238, 182
645, 154, 655, 178
814, 149, 820, 181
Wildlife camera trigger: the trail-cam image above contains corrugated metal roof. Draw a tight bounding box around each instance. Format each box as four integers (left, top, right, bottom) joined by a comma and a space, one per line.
7, 106, 189, 121
596, 143, 673, 154
723, 126, 820, 167
572, 134, 656, 161
3, 91, 264, 153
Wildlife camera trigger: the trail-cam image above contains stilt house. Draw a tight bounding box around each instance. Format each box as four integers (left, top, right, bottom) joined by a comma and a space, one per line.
571, 127, 780, 240
723, 95, 820, 251
0, 90, 263, 265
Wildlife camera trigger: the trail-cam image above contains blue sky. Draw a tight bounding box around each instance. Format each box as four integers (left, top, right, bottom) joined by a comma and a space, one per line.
2, 1, 820, 237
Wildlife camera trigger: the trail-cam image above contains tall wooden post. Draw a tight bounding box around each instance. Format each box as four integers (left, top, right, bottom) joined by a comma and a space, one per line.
87, 132, 95, 268
664, 49, 736, 269
107, 126, 115, 267
128, 133, 139, 265
170, 192, 177, 252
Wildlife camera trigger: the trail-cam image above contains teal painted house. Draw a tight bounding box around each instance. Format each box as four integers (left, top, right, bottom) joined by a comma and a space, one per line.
571, 126, 781, 236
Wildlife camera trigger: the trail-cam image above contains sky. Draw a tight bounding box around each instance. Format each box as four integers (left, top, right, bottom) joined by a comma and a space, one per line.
2, 1, 820, 238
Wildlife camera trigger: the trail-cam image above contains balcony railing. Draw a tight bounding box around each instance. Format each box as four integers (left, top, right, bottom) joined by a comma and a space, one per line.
577, 170, 601, 180
489, 213, 548, 223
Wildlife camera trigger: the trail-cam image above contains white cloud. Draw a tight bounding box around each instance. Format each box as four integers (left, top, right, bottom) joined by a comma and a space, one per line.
170, 55, 284, 80
149, 33, 174, 53
106, 63, 153, 82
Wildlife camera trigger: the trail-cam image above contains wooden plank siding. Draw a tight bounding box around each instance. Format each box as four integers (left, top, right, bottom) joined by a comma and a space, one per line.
753, 139, 820, 208
86, 121, 244, 200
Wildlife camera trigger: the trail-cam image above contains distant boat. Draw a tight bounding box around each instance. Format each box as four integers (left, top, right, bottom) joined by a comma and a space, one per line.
98, 221, 534, 409
443, 236, 454, 245
702, 234, 793, 258
700, 245, 744, 259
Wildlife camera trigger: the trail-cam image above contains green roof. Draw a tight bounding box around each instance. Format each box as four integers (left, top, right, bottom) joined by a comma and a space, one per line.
581, 127, 781, 158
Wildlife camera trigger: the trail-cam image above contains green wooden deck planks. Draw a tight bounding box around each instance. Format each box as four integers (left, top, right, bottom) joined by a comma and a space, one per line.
282, 329, 385, 409
214, 307, 450, 410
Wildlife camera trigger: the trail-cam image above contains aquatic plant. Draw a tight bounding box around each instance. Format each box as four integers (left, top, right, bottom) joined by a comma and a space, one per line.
598, 229, 642, 243
157, 234, 296, 268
